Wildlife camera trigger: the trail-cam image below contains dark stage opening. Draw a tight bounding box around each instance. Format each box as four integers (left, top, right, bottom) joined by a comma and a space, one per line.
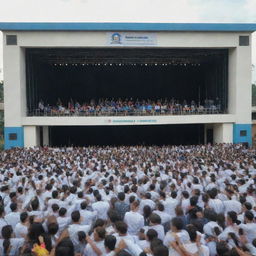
49, 124, 204, 147
26, 48, 228, 114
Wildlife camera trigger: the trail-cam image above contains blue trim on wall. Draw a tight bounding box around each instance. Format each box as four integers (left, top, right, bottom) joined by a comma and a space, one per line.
4, 127, 24, 149
233, 124, 252, 145
0, 22, 256, 32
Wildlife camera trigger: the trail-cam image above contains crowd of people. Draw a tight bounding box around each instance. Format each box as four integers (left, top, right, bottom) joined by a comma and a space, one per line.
0, 144, 255, 256
34, 98, 221, 116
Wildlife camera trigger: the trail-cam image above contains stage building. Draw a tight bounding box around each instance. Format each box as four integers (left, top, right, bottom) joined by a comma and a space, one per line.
0, 23, 256, 148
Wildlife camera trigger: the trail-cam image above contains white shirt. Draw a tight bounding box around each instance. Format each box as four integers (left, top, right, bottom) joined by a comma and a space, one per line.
153, 210, 171, 224
57, 216, 71, 233
80, 209, 97, 225
208, 199, 224, 214
203, 221, 223, 236
5, 212, 20, 229
223, 200, 242, 215
68, 223, 90, 246
92, 201, 110, 220
14, 222, 28, 238
144, 224, 165, 241
0, 218, 8, 238
137, 240, 150, 250
28, 210, 44, 219
239, 223, 256, 243
181, 198, 190, 214
124, 211, 144, 235
164, 198, 179, 217
218, 225, 239, 241
164, 230, 190, 256
0, 238, 24, 256
139, 199, 156, 213
84, 240, 107, 256
183, 242, 210, 256
114, 233, 140, 255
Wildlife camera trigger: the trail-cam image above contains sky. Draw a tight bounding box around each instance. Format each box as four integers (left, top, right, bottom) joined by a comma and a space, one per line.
0, 0, 256, 81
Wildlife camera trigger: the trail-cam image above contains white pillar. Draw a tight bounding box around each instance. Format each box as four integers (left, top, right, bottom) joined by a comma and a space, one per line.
228, 41, 252, 145
43, 126, 49, 146
24, 126, 39, 147
213, 123, 233, 143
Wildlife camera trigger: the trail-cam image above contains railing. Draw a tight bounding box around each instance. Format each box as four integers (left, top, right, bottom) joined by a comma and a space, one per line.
27, 107, 226, 117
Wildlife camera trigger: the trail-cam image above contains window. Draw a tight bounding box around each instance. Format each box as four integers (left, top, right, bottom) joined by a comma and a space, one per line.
6, 35, 17, 45
240, 130, 247, 137
9, 133, 17, 140
239, 36, 249, 46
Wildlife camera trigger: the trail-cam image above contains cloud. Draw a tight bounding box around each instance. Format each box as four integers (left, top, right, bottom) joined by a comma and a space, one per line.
0, 0, 255, 81
192, 0, 256, 23
0, 0, 201, 22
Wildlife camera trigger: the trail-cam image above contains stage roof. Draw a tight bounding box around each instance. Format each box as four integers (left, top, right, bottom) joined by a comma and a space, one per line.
0, 22, 256, 32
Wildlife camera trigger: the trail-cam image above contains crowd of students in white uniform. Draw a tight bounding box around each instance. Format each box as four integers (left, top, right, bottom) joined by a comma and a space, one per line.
35, 98, 221, 116
0, 144, 255, 256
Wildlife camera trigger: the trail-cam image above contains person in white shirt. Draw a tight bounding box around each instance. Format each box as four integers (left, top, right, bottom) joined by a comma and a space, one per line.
14, 212, 29, 238
164, 217, 190, 256
207, 188, 224, 214
124, 200, 144, 235
92, 194, 110, 221
181, 191, 190, 214
137, 228, 158, 251
57, 207, 71, 234
112, 221, 138, 255
104, 235, 117, 256
239, 210, 256, 243
5, 192, 17, 214
153, 203, 171, 225
80, 201, 97, 225
47, 190, 67, 210
203, 209, 223, 236
0, 205, 8, 238
139, 193, 156, 214
172, 224, 210, 256
0, 224, 24, 256
67, 211, 90, 247
28, 197, 45, 219
84, 226, 107, 256
223, 190, 242, 215
149, 184, 159, 201
218, 211, 240, 243
144, 213, 165, 241
164, 191, 179, 218
5, 203, 20, 229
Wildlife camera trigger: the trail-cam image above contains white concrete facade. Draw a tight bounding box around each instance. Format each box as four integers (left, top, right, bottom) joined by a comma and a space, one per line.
1, 25, 254, 148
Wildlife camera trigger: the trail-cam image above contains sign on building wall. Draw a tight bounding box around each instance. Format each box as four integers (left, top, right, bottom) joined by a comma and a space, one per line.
104, 119, 157, 124
107, 32, 157, 46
